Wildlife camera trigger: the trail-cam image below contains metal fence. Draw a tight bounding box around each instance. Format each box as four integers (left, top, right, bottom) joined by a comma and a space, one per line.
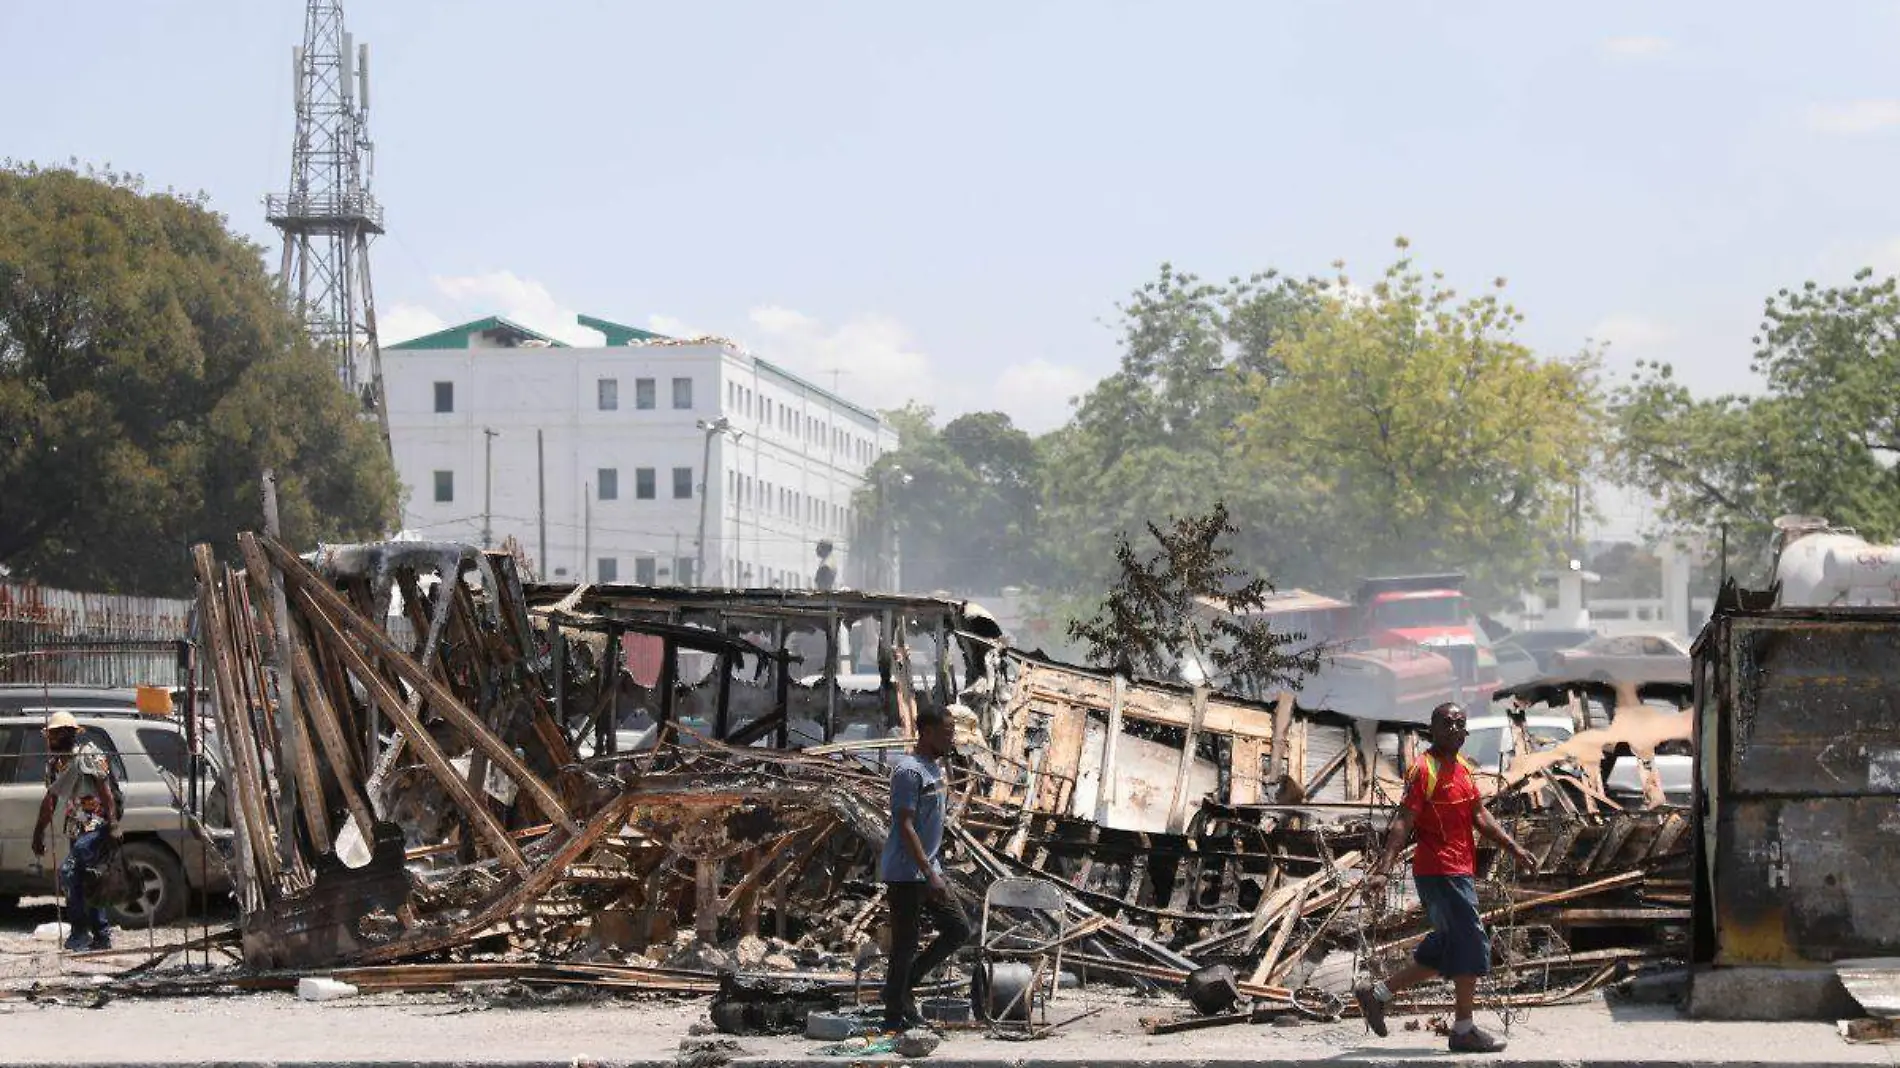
0, 583, 192, 688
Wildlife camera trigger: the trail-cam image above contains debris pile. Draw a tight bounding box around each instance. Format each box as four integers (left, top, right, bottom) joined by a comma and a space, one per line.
178, 534, 1691, 1022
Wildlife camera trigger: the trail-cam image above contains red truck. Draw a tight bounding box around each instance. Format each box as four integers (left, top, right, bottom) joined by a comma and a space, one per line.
1352, 573, 1501, 700
1220, 574, 1498, 723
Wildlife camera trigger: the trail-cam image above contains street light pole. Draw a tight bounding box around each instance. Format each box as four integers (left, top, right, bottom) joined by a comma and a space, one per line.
482, 427, 499, 548
695, 416, 743, 587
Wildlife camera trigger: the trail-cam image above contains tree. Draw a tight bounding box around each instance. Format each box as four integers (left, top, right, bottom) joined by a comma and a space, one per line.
1613, 270, 1900, 559
1233, 240, 1602, 604
1067, 502, 1318, 694
0, 163, 400, 594
856, 405, 1045, 593
1040, 265, 1321, 593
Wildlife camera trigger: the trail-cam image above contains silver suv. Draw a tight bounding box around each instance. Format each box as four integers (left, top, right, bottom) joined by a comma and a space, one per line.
0, 703, 230, 926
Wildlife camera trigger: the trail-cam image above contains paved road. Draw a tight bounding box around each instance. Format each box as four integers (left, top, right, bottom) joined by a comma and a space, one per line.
0, 986, 1891, 1067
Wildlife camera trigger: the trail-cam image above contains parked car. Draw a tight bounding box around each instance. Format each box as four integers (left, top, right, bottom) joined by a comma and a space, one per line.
1461, 713, 1576, 776
1466, 707, 1693, 804
1550, 631, 1691, 684
0, 685, 143, 714
1494, 629, 1595, 674
1491, 642, 1543, 687
1601, 702, 1695, 802
0, 710, 231, 925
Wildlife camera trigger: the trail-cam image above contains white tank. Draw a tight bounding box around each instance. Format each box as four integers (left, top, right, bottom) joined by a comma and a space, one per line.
1773, 516, 1900, 606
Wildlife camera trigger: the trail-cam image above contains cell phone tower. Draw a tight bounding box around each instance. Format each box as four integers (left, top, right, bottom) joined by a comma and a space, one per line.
267, 0, 390, 452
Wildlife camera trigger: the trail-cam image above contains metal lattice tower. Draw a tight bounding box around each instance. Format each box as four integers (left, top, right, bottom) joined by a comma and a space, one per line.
267, 1, 389, 450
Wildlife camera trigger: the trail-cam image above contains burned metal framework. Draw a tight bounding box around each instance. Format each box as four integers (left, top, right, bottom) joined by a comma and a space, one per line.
170, 535, 1694, 1022
1692, 594, 1900, 968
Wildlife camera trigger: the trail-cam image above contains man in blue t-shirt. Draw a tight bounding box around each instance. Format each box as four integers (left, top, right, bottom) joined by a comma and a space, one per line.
878, 707, 970, 1032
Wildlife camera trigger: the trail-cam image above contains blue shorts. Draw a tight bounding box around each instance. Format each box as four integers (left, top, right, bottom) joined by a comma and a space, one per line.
1412, 874, 1490, 978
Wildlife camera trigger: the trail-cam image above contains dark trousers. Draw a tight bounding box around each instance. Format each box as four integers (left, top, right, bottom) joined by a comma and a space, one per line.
883, 880, 971, 1023
58, 827, 110, 940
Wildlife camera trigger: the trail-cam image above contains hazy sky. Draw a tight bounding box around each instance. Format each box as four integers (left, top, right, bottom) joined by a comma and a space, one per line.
8, 2, 1900, 537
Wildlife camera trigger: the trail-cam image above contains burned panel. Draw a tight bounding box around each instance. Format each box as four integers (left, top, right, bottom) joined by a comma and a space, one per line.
1728, 618, 1900, 797
1698, 602, 1900, 968
1712, 797, 1900, 965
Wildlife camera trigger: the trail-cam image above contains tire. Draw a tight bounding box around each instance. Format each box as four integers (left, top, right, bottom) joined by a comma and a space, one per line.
107, 841, 187, 928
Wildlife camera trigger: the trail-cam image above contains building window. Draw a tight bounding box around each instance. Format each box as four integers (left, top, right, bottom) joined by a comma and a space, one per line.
673, 466, 692, 499
433, 470, 453, 502
635, 557, 657, 585
635, 377, 656, 410
672, 377, 693, 410
597, 557, 618, 583
598, 468, 618, 501
675, 556, 695, 586
433, 382, 454, 413
636, 467, 656, 500
598, 378, 618, 411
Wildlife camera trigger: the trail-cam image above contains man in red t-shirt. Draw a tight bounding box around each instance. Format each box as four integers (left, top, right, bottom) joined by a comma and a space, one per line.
1352, 702, 1536, 1054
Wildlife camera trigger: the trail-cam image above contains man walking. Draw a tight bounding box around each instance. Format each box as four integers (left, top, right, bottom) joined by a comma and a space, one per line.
1353, 702, 1536, 1054
878, 707, 970, 1033
32, 712, 120, 951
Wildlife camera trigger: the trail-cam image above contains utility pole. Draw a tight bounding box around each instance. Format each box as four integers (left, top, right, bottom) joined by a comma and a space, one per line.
695, 417, 742, 587
584, 481, 592, 583
481, 427, 499, 548
268, 1, 390, 454
536, 429, 546, 579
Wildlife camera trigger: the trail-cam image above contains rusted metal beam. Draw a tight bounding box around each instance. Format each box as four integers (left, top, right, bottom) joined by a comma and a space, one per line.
262, 536, 574, 832
295, 586, 530, 875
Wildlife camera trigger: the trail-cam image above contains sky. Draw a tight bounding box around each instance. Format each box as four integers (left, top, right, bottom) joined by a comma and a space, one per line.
7, 2, 1900, 540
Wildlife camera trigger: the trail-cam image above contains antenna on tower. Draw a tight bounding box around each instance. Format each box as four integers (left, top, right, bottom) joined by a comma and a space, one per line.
268, 1, 391, 455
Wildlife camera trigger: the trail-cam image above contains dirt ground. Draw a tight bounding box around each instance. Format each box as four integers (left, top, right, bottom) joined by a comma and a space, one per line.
0, 901, 1889, 1067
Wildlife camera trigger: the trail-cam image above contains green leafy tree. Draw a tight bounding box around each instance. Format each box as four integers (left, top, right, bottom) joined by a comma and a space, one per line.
0, 162, 400, 594
1234, 240, 1602, 604
1041, 265, 1320, 593
1614, 271, 1900, 556
857, 405, 1045, 593
1067, 501, 1318, 694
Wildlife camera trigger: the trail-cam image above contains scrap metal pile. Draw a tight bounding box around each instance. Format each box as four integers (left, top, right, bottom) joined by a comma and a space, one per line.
179, 534, 1694, 1022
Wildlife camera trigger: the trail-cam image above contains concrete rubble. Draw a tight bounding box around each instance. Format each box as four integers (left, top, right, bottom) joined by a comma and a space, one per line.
77, 535, 1705, 1039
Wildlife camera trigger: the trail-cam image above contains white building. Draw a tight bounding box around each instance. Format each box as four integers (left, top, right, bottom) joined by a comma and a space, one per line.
384, 315, 898, 589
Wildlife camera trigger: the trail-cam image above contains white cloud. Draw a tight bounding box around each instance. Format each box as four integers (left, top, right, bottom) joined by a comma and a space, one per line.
645, 313, 701, 338
740, 305, 939, 412
1807, 99, 1900, 135
1600, 35, 1670, 59
994, 359, 1094, 433
736, 305, 1100, 431
1590, 314, 1675, 352
379, 303, 448, 346
430, 270, 598, 345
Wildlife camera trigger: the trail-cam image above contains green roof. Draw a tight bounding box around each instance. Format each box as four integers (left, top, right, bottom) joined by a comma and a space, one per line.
386, 316, 568, 351
577, 314, 669, 345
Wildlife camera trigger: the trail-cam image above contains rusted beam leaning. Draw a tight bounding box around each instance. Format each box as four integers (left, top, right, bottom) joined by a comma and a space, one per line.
262, 536, 575, 833
294, 586, 530, 876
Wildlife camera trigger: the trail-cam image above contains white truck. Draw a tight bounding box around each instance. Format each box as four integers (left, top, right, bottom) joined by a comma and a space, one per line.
1770, 515, 1900, 607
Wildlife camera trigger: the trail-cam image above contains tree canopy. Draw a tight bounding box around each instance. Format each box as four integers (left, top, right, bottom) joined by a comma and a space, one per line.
1613, 270, 1900, 555
866, 242, 1603, 614
0, 163, 400, 595
856, 405, 1045, 593
1235, 242, 1601, 602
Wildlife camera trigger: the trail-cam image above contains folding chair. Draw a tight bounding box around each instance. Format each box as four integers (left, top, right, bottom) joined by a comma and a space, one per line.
974, 877, 1068, 1032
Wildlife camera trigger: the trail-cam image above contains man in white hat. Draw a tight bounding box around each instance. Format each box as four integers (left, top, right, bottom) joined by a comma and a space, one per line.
32, 712, 120, 950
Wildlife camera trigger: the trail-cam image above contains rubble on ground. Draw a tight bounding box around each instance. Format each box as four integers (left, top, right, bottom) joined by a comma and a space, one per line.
148, 535, 1690, 1028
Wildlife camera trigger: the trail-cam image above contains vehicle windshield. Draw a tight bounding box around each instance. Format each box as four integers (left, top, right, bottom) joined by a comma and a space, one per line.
1374, 595, 1466, 629
1463, 726, 1505, 773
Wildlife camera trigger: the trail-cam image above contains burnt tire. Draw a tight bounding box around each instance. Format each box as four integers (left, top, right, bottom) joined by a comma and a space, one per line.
107, 841, 186, 928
